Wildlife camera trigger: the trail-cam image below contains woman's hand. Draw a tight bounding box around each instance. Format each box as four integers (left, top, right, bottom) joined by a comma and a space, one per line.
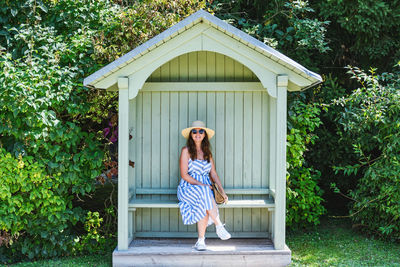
222, 192, 228, 203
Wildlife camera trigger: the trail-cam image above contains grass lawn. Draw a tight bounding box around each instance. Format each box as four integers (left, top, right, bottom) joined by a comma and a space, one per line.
9, 254, 112, 267
288, 218, 400, 266
9, 218, 400, 266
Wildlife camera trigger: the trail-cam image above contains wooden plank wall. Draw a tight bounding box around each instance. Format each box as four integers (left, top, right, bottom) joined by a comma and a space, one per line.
129, 51, 271, 236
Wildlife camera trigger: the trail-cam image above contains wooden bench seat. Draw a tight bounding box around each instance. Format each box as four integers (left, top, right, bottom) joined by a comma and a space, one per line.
128, 188, 275, 211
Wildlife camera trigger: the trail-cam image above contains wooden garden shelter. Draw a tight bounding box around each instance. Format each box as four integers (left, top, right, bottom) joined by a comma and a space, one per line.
84, 10, 322, 266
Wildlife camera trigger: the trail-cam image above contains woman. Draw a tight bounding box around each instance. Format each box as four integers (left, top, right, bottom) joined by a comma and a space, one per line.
177, 120, 231, 251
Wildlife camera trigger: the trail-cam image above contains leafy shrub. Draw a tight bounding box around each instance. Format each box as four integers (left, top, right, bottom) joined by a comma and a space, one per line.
0, 1, 106, 261
72, 211, 115, 255
333, 65, 400, 240
0, 149, 78, 261
286, 98, 326, 228
306, 75, 359, 213
0, 0, 205, 262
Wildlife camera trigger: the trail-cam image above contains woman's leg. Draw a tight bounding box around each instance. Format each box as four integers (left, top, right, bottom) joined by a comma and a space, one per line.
197, 213, 209, 238
206, 198, 222, 226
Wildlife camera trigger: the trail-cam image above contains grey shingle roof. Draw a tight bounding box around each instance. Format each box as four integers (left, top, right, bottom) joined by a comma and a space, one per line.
84, 9, 322, 88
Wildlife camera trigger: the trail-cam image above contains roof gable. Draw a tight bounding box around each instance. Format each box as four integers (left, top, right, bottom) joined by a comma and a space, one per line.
84, 10, 322, 93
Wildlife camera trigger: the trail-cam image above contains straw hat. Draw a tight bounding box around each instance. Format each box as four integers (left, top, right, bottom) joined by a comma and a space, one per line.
181, 120, 215, 139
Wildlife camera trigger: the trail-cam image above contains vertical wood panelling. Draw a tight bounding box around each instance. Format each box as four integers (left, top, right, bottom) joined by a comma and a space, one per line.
243, 92, 253, 231
198, 51, 207, 82
206, 92, 216, 156
215, 92, 225, 224
135, 93, 142, 232
252, 91, 262, 232
178, 92, 188, 232
225, 57, 234, 81
225, 92, 234, 230
197, 92, 207, 124
215, 53, 225, 82
129, 98, 137, 238
233, 92, 243, 232
169, 92, 179, 232
133, 51, 270, 235
262, 92, 269, 188
170, 57, 179, 82
160, 62, 170, 81
243, 65, 253, 81
188, 52, 197, 82
188, 92, 198, 124
129, 98, 136, 191
151, 93, 161, 232
151, 67, 161, 82
234, 61, 243, 82
142, 92, 151, 231
160, 92, 170, 231
206, 52, 216, 82
179, 54, 188, 82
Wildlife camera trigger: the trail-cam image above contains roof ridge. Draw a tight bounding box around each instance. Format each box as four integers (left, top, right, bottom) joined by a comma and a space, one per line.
84, 9, 322, 88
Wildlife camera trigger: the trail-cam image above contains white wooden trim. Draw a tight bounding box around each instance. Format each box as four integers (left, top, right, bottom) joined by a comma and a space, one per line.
117, 78, 129, 251
133, 188, 270, 195
273, 75, 288, 250
200, 32, 277, 97
269, 189, 276, 199
93, 22, 312, 96
142, 82, 264, 92
133, 232, 270, 238
269, 96, 277, 192
128, 199, 275, 209
201, 27, 311, 92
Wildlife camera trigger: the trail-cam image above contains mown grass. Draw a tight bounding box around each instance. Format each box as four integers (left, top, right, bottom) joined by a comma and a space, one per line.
9, 218, 400, 266
9, 254, 112, 267
288, 218, 400, 266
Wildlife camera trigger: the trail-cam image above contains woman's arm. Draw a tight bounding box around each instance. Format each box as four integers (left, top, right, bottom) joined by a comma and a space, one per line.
180, 147, 211, 188
210, 156, 228, 201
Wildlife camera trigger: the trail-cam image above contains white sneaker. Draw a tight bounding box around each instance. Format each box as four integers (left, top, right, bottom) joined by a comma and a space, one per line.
193, 240, 206, 251
216, 224, 231, 240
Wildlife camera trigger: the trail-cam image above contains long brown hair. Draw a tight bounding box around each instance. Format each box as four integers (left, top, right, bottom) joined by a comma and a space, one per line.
186, 131, 212, 162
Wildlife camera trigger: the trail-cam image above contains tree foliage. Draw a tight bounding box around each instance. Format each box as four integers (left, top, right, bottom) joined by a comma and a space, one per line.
332, 65, 400, 240
286, 98, 326, 227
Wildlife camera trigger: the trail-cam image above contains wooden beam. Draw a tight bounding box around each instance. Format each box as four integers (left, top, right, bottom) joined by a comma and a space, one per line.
134, 232, 270, 238
133, 188, 270, 195
128, 199, 275, 209
273, 75, 288, 250
141, 82, 264, 92
117, 77, 129, 251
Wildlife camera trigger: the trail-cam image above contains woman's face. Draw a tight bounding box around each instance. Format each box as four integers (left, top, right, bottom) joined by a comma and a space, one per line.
191, 128, 205, 143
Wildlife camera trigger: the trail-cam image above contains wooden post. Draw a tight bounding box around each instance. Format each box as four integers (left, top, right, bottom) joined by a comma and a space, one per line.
118, 77, 129, 250
273, 75, 288, 250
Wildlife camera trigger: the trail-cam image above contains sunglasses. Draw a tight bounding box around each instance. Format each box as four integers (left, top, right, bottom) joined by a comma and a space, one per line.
191, 129, 205, 134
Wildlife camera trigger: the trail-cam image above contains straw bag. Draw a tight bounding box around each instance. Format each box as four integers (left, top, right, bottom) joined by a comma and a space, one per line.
212, 182, 225, 204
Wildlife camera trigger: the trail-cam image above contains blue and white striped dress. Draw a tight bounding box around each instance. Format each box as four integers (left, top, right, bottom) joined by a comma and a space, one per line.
177, 157, 214, 225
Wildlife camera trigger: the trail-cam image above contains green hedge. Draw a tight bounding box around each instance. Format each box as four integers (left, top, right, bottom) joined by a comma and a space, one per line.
0, 149, 79, 260
333, 66, 400, 240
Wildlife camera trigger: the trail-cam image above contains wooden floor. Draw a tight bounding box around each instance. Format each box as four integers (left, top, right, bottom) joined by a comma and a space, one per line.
113, 238, 291, 266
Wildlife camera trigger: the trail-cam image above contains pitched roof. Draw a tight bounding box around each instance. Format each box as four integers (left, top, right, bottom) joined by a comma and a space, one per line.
84, 9, 322, 89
